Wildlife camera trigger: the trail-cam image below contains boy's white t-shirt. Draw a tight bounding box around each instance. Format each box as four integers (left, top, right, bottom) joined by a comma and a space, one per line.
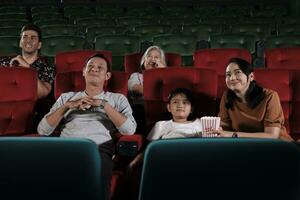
147, 118, 202, 141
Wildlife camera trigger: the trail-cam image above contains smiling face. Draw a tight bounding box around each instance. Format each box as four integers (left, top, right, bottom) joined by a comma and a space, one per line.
19, 30, 41, 55
225, 62, 253, 96
83, 57, 111, 87
144, 49, 162, 70
167, 93, 192, 122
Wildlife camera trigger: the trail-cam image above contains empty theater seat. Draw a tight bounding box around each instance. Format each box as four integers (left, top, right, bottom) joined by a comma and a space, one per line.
94, 35, 142, 71
139, 138, 300, 200
0, 36, 20, 56
209, 34, 257, 54
153, 34, 197, 66
264, 48, 300, 69
55, 50, 112, 74
264, 36, 300, 48
0, 137, 104, 200
193, 48, 252, 98
0, 67, 37, 136
264, 48, 300, 139
124, 52, 182, 75
254, 69, 293, 134
143, 67, 218, 132
41, 35, 86, 58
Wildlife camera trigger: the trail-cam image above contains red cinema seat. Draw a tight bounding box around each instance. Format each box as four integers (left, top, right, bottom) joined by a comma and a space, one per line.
124, 52, 182, 75
0, 67, 37, 136
254, 69, 293, 135
265, 48, 300, 69
55, 50, 112, 74
193, 48, 252, 98
264, 48, 300, 139
143, 67, 218, 131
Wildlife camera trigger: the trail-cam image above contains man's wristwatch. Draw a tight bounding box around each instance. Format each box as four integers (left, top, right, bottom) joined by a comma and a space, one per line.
99, 99, 108, 109
232, 132, 238, 138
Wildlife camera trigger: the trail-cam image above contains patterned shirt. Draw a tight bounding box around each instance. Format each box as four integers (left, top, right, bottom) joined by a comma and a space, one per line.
0, 56, 55, 84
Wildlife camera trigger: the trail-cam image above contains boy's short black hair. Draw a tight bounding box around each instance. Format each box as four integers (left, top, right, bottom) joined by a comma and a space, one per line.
21, 24, 42, 41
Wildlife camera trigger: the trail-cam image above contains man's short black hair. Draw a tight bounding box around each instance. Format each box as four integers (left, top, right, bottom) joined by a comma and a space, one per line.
86, 53, 111, 72
20, 24, 42, 41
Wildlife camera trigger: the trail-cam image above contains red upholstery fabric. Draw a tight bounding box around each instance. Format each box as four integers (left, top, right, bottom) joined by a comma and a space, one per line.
0, 67, 37, 135
254, 69, 293, 134
264, 48, 300, 139
55, 50, 112, 73
143, 67, 218, 131
55, 71, 129, 99
265, 48, 300, 69
124, 52, 182, 75
292, 71, 300, 138
193, 48, 252, 98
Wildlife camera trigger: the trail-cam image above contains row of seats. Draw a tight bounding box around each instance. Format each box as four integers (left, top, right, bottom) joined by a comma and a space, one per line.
1, 137, 299, 200
0, 52, 299, 140
1, 32, 300, 69
0, 4, 289, 19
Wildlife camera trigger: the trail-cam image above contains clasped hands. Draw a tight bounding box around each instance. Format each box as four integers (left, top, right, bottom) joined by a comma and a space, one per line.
66, 96, 104, 111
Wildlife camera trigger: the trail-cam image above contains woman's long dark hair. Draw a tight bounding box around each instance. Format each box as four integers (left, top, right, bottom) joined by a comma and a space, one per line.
225, 58, 265, 109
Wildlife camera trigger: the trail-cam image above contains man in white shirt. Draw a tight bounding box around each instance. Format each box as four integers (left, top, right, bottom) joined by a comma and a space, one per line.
38, 53, 136, 200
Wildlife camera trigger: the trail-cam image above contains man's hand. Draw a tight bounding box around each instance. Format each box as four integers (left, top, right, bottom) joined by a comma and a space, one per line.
10, 55, 30, 68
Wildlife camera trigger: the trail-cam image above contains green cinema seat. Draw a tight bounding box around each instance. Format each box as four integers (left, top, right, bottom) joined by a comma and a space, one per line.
0, 137, 104, 200
139, 138, 300, 200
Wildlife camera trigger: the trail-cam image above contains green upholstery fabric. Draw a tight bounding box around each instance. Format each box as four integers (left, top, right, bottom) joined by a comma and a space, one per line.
41, 24, 82, 37
32, 13, 63, 24
75, 17, 109, 29
278, 24, 300, 35
153, 34, 196, 66
94, 35, 141, 71
0, 36, 20, 56
41, 35, 85, 57
116, 17, 152, 27
140, 138, 300, 200
31, 6, 59, 15
0, 19, 28, 28
0, 137, 103, 200
86, 25, 125, 43
265, 35, 300, 48
231, 24, 273, 39
0, 13, 27, 20
210, 34, 257, 54
0, 27, 20, 36
134, 25, 172, 42
34, 19, 69, 27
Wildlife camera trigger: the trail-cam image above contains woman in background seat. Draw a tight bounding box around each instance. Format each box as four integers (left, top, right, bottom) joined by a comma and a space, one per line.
128, 45, 166, 103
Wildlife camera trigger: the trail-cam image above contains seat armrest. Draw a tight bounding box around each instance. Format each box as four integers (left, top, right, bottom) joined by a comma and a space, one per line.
117, 134, 143, 157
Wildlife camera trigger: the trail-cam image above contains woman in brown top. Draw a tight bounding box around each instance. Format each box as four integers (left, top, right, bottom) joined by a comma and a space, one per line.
217, 58, 293, 141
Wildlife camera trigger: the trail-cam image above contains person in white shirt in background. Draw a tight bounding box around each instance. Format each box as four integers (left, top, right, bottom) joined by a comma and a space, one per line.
128, 45, 167, 102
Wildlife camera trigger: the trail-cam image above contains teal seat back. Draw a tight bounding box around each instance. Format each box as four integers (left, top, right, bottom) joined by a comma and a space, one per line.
140, 138, 300, 200
0, 137, 103, 200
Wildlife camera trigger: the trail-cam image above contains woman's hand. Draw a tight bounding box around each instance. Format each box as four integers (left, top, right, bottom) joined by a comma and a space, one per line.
155, 59, 166, 68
